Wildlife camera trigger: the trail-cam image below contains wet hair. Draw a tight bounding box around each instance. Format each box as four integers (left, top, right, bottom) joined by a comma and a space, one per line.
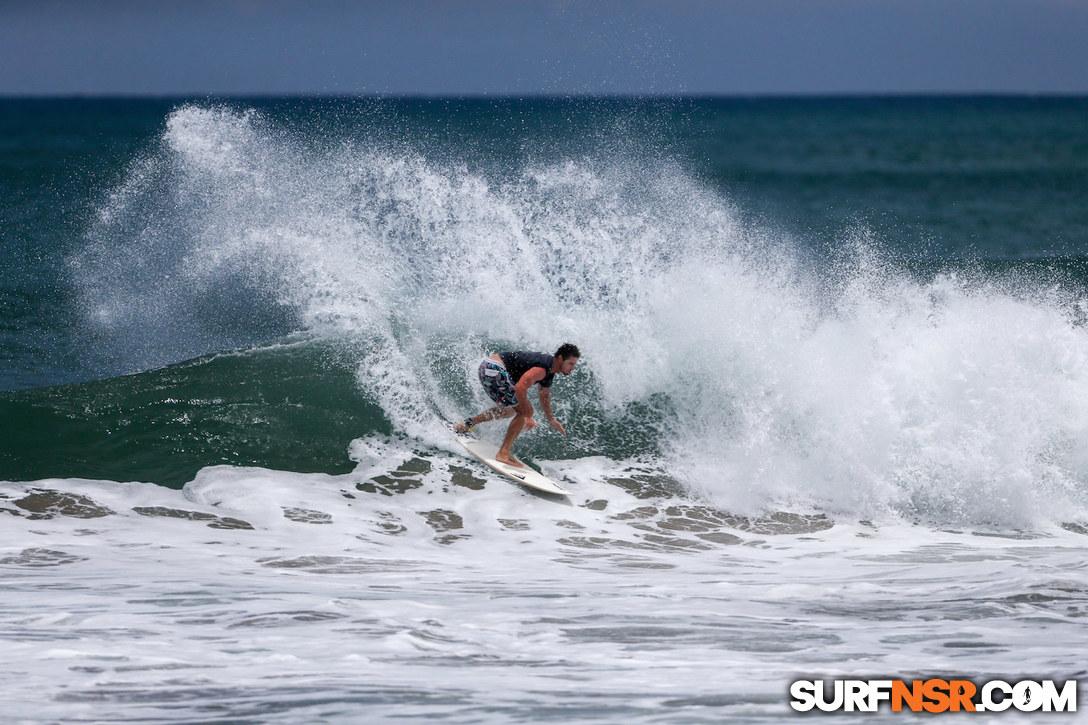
555, 343, 580, 360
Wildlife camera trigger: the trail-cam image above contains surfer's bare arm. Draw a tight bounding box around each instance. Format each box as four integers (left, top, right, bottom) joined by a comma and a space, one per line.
538, 387, 565, 435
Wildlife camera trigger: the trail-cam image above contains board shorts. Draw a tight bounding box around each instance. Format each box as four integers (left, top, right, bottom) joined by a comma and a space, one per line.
478, 359, 518, 408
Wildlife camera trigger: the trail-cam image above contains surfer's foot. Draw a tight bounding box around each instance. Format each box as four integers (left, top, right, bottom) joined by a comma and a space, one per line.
496, 452, 523, 467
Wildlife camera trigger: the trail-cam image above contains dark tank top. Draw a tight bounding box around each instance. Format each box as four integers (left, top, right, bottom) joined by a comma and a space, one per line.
498, 351, 555, 388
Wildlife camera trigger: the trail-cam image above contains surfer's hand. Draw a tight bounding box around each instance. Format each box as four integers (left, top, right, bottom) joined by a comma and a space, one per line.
523, 416, 538, 431
549, 418, 566, 435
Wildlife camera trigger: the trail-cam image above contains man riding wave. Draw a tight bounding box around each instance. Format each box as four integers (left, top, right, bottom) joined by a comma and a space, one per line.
454, 343, 580, 467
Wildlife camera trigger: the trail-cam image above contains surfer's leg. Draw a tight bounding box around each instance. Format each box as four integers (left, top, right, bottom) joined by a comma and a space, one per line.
457, 359, 519, 433
480, 406, 514, 422
454, 406, 513, 432
496, 415, 528, 467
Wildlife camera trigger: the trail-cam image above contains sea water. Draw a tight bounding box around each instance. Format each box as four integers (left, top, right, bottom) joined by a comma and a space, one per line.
2, 97, 1087, 722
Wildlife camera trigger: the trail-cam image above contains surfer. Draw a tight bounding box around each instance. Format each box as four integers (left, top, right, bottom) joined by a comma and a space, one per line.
454, 344, 580, 467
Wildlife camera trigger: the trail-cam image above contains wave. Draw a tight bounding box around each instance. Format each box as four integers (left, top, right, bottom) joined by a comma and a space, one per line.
34, 103, 1088, 529
0, 337, 382, 487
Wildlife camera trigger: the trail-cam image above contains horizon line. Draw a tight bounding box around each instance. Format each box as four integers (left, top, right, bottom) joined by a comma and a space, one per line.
3, 90, 1088, 102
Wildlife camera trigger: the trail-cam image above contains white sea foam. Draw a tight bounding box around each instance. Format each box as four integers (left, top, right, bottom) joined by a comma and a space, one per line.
1, 465, 1084, 722
76, 105, 1088, 529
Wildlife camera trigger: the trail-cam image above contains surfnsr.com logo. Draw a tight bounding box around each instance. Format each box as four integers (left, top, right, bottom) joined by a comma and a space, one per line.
790, 679, 1077, 713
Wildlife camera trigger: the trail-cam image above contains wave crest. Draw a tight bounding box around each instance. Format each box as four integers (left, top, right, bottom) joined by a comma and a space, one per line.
73, 104, 1088, 528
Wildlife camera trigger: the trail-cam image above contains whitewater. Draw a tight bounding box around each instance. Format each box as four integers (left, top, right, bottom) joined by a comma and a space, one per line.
3, 102, 1088, 722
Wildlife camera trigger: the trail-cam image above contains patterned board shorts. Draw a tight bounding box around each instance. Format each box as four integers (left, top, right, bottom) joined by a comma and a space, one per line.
478, 359, 518, 407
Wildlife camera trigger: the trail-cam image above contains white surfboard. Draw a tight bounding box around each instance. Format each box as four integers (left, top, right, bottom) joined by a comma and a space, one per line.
455, 434, 571, 495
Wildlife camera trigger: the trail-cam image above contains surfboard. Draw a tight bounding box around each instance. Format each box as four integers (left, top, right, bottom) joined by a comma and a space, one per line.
454, 433, 571, 496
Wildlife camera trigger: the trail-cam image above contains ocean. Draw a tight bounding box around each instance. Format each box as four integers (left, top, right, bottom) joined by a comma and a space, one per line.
2, 96, 1087, 722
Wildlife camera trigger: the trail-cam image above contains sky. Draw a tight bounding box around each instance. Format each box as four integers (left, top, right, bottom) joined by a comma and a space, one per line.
1, 0, 1086, 96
